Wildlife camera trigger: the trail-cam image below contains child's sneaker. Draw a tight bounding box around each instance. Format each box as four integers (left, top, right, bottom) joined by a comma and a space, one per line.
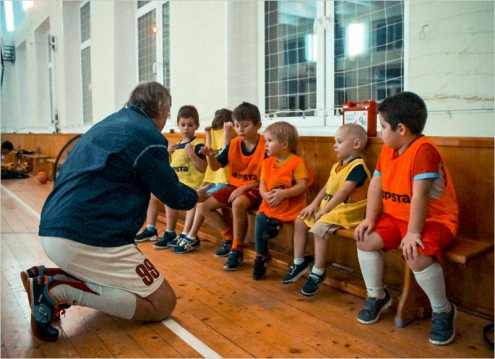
282, 255, 314, 284
167, 233, 186, 247
135, 228, 158, 243
429, 303, 457, 345
301, 271, 326, 296
153, 231, 177, 249
253, 253, 272, 280
357, 289, 393, 324
215, 240, 233, 257
224, 250, 243, 271
174, 237, 201, 254
26, 276, 64, 342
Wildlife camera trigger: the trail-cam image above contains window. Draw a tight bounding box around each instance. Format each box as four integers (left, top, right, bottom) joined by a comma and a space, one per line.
136, 1, 171, 88
80, 1, 92, 124
334, 1, 404, 105
262, 1, 404, 130
264, 2, 318, 118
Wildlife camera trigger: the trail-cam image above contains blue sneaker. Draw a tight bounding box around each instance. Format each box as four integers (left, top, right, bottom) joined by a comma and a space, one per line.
215, 240, 233, 257
429, 304, 457, 345
301, 271, 326, 296
153, 231, 177, 249
167, 233, 187, 248
135, 228, 158, 243
224, 250, 243, 271
174, 237, 201, 254
282, 255, 314, 284
357, 290, 393, 324
26, 276, 62, 342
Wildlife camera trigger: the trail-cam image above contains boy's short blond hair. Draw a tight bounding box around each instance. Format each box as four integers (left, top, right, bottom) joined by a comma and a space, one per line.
339, 124, 368, 150
265, 121, 299, 154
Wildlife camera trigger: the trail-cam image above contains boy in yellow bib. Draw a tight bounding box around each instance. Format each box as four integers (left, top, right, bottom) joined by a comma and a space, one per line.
283, 124, 370, 296
175, 109, 236, 253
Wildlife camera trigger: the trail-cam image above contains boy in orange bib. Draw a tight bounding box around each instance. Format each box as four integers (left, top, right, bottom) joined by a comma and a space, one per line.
354, 92, 459, 345
253, 121, 312, 280
199, 102, 265, 271
283, 124, 370, 297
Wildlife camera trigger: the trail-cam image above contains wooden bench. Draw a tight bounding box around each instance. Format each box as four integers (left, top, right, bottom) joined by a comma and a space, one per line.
19, 153, 50, 174
158, 134, 494, 325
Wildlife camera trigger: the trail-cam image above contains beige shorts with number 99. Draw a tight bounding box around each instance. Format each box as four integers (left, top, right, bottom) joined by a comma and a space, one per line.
41, 236, 164, 298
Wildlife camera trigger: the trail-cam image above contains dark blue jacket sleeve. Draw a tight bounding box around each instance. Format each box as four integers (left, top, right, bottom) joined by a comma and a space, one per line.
134, 145, 198, 210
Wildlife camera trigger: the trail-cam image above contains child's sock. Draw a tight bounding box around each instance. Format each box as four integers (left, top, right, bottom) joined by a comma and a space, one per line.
181, 232, 188, 237
311, 267, 325, 276
165, 229, 175, 235
357, 249, 385, 299
146, 224, 156, 231
413, 262, 451, 313
294, 258, 304, 265
232, 239, 244, 252
187, 235, 197, 240
220, 228, 233, 242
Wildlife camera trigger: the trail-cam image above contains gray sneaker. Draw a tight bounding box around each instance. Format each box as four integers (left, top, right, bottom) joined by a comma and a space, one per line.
357, 290, 393, 324
429, 303, 457, 345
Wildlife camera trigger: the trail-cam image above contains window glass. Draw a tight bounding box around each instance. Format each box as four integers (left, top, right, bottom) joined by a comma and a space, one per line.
334, 1, 404, 106
264, 1, 317, 117
138, 10, 157, 82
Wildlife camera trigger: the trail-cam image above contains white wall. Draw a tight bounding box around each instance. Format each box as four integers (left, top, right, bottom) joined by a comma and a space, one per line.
409, 1, 494, 136
166, 1, 227, 131
1, 0, 493, 137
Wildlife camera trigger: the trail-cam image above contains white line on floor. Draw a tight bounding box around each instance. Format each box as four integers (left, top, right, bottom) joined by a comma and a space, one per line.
1, 184, 222, 359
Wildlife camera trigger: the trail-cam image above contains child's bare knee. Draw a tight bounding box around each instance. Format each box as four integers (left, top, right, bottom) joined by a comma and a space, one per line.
232, 197, 249, 214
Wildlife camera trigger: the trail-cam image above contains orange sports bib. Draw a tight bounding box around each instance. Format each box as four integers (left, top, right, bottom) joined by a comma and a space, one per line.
379, 136, 459, 235
227, 135, 266, 187
258, 155, 313, 222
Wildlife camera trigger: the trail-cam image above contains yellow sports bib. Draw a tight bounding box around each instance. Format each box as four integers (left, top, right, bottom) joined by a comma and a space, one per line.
203, 128, 229, 184
170, 137, 206, 190
304, 158, 370, 228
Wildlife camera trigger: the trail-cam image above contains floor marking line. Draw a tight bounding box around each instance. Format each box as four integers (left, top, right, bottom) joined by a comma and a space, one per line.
2, 184, 222, 359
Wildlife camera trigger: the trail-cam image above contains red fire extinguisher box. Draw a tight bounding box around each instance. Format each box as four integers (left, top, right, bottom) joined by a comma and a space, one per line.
342, 100, 377, 137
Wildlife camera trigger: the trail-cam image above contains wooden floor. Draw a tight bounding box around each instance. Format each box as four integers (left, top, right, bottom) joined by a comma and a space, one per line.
1, 176, 493, 358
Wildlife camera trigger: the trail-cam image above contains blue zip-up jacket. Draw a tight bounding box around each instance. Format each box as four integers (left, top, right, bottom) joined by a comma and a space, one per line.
39, 106, 198, 247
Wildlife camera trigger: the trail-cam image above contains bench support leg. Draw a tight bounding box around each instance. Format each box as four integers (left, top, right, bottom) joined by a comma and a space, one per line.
395, 266, 429, 328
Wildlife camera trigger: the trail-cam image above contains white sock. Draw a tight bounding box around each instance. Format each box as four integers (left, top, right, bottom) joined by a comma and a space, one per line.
146, 225, 156, 231
294, 258, 304, 265
50, 281, 137, 320
166, 230, 175, 235
312, 267, 325, 276
187, 236, 196, 240
413, 262, 451, 313
358, 249, 385, 299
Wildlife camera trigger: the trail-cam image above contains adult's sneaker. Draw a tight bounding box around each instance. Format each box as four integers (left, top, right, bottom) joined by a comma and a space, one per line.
26, 276, 64, 342
135, 228, 158, 243
174, 237, 201, 254
282, 255, 314, 284
357, 289, 393, 325
253, 253, 272, 280
301, 271, 326, 296
20, 265, 69, 323
215, 240, 233, 257
153, 231, 177, 249
224, 250, 243, 271
429, 303, 457, 345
